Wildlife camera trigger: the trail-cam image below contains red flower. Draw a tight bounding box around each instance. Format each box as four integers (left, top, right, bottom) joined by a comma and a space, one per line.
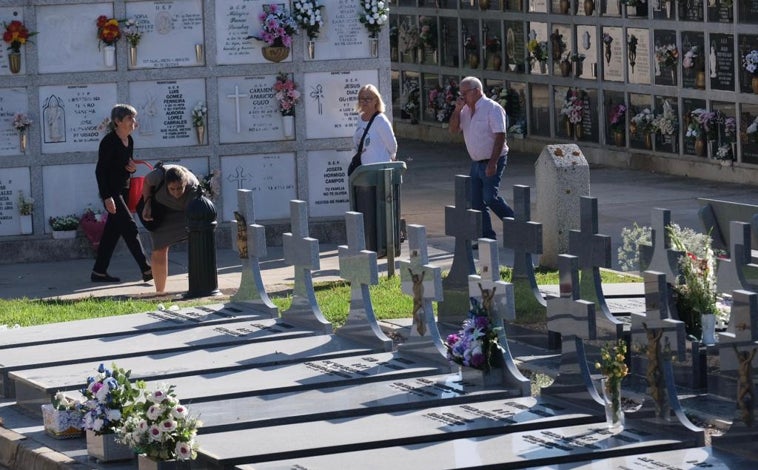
96, 16, 121, 47
3, 20, 35, 53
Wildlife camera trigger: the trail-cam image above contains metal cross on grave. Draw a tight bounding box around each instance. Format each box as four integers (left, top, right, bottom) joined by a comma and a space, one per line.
502, 185, 546, 317
438, 175, 481, 324
337, 211, 393, 351
397, 224, 448, 366
639, 208, 683, 284
717, 222, 758, 294
227, 85, 245, 133
230, 189, 277, 316
468, 238, 514, 322
281, 200, 332, 334
568, 196, 622, 338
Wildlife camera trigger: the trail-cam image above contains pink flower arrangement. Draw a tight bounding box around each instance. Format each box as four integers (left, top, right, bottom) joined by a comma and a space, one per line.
253, 4, 298, 48
609, 103, 626, 133
273, 72, 300, 116
561, 89, 584, 124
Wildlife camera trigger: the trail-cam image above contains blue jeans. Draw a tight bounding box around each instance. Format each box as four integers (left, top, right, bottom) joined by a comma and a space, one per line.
469, 156, 514, 239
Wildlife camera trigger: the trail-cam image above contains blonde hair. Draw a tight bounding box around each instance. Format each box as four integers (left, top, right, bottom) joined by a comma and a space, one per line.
356, 84, 386, 114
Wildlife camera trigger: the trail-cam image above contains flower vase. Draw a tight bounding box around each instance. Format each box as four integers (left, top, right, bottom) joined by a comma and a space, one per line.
695, 71, 706, 89
479, 0, 490, 9
559, 61, 571, 77
195, 125, 205, 145
665, 0, 672, 18
613, 130, 624, 147
605, 45, 612, 64
539, 61, 547, 74
751, 76, 758, 95
308, 40, 316, 60
644, 132, 653, 149
8, 52, 21, 74
695, 138, 706, 157
701, 314, 716, 346
103, 45, 116, 67
41, 404, 83, 439
460, 366, 504, 388
574, 123, 584, 140
369, 38, 378, 58
670, 68, 677, 85
584, 0, 594, 15
20, 214, 32, 235
559, 0, 570, 14
52, 230, 76, 240
565, 120, 573, 138
601, 378, 624, 430
86, 430, 134, 463
282, 115, 294, 139
416, 48, 424, 64
261, 46, 289, 63
19, 131, 27, 154
129, 46, 138, 67
468, 52, 479, 69
137, 454, 186, 470
195, 44, 204, 64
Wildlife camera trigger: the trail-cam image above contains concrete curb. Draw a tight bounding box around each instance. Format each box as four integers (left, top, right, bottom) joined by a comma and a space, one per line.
0, 427, 86, 470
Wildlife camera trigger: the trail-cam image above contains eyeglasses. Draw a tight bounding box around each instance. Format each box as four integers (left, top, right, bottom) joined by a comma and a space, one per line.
358, 96, 375, 102
459, 88, 474, 95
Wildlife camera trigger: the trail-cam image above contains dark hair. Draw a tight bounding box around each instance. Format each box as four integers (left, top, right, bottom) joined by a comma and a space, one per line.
109, 104, 137, 132
164, 166, 192, 186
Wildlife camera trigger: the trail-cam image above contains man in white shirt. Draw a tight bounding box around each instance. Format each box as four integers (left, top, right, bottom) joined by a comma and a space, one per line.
449, 76, 514, 240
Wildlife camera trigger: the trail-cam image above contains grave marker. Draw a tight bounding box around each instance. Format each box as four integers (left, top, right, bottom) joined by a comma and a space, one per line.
716, 221, 758, 294
231, 189, 278, 315
503, 185, 547, 322
397, 225, 449, 366
281, 200, 332, 333
337, 212, 393, 352
639, 208, 683, 284
438, 175, 481, 324
468, 239, 514, 321
568, 196, 623, 338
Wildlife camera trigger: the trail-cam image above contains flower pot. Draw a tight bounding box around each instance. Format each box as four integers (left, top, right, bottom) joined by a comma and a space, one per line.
19, 131, 27, 154
282, 115, 294, 139
81, 216, 107, 252
752, 76, 758, 94
467, 52, 479, 68
42, 404, 83, 439
629, 122, 638, 136
195, 125, 205, 145
86, 430, 134, 463
613, 130, 625, 147
695, 71, 706, 89
695, 138, 706, 157
103, 45, 115, 67
559, 61, 571, 77
52, 230, 76, 240
601, 378, 624, 430
308, 40, 316, 59
129, 46, 138, 67
20, 214, 32, 235
261, 46, 289, 63
701, 313, 716, 346
487, 54, 501, 71
559, 0, 570, 14
137, 454, 189, 470
8, 52, 21, 74
584, 0, 594, 15
539, 61, 547, 74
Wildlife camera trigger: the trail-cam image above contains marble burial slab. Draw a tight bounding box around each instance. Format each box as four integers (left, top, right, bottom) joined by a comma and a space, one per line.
545, 446, 752, 469
42, 163, 99, 230
0, 88, 29, 155
628, 28, 651, 85
36, 3, 116, 74
576, 25, 598, 80
215, 0, 291, 65
0, 304, 261, 350
194, 373, 514, 433
218, 75, 284, 143
38, 84, 117, 154
305, 0, 374, 61
129, 79, 206, 148
307, 150, 352, 218
125, 0, 204, 68
304, 70, 378, 139
0, 167, 31, 237
2, 318, 313, 397
9, 334, 374, 407
198, 397, 598, 466
247, 420, 698, 469
602, 27, 624, 82
220, 154, 295, 221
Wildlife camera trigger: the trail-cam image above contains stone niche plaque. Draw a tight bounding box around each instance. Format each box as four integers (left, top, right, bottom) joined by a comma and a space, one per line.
0, 8, 26, 76
307, 0, 373, 61
527, 23, 548, 75
0, 167, 31, 236
129, 79, 206, 148
628, 28, 650, 85
215, 0, 291, 65
126, 0, 204, 69
220, 153, 296, 221
36, 3, 116, 74
576, 26, 597, 80
602, 27, 623, 82
307, 150, 352, 218
710, 34, 735, 91
41, 163, 98, 232
304, 70, 379, 140
218, 75, 285, 143
0, 88, 29, 156
38, 84, 117, 155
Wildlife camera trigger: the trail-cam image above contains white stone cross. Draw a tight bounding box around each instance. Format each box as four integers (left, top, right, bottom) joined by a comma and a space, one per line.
468, 238, 514, 321
227, 85, 245, 133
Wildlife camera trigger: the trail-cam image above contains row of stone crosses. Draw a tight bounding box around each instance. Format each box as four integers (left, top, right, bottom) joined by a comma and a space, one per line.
229, 173, 757, 460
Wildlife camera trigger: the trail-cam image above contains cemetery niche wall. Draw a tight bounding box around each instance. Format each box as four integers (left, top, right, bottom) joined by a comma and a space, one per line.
0, 0, 390, 261
389, 1, 758, 183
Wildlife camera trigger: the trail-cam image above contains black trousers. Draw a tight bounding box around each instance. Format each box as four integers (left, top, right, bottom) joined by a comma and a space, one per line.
92, 189, 150, 275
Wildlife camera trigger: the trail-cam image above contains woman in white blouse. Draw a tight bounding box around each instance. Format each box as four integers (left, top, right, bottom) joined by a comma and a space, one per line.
354, 84, 397, 164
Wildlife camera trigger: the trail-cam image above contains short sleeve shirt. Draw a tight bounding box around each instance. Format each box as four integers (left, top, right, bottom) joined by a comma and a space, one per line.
459, 96, 509, 161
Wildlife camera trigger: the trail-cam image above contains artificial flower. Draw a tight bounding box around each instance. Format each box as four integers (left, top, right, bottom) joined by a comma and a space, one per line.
12, 113, 31, 133
359, 0, 389, 38
3, 20, 36, 53
191, 101, 207, 128
17, 190, 33, 215
561, 89, 584, 125
743, 50, 758, 76
273, 72, 300, 116
445, 297, 503, 371
96, 15, 121, 48
48, 214, 80, 231
121, 18, 141, 47
293, 0, 324, 40
609, 103, 626, 133
595, 339, 628, 418
78, 363, 141, 435
252, 4, 298, 48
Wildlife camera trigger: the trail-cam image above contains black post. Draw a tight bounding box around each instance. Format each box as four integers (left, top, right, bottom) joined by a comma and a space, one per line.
185, 191, 220, 298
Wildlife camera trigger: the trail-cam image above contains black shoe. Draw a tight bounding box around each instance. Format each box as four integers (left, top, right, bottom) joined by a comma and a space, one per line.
91, 272, 120, 283
142, 270, 153, 282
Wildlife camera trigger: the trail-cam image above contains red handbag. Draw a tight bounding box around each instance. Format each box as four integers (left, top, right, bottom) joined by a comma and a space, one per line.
128, 160, 153, 213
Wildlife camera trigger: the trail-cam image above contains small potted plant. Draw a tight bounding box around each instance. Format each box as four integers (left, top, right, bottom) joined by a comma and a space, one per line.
42, 391, 84, 439
250, 4, 298, 62
48, 214, 80, 239
273, 72, 300, 138
122, 18, 141, 67
17, 190, 33, 234
80, 207, 108, 252
116, 383, 201, 468
96, 15, 121, 66
191, 101, 207, 144
2, 20, 36, 73
293, 0, 324, 59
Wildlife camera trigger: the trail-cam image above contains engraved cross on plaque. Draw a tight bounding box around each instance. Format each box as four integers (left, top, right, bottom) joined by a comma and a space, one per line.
227, 85, 245, 134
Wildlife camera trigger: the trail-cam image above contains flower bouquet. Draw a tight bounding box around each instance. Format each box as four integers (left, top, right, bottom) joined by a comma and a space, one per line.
3, 20, 36, 54
630, 108, 655, 135
561, 89, 584, 125
293, 0, 324, 40
359, 0, 390, 39
121, 18, 141, 47
682, 46, 700, 70
418, 16, 436, 50
201, 169, 221, 201
252, 4, 298, 48
80, 207, 108, 252
609, 103, 626, 134
191, 101, 207, 128
49, 214, 80, 232
401, 78, 420, 122
79, 363, 141, 436
117, 383, 201, 463
743, 50, 758, 76
445, 297, 504, 371
42, 391, 84, 439
96, 15, 121, 49
595, 339, 628, 429
399, 20, 419, 55
273, 72, 300, 116
17, 190, 33, 215
13, 113, 31, 134
655, 43, 678, 69
527, 39, 548, 65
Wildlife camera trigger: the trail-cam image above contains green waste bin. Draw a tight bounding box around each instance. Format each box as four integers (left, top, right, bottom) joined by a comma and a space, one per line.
349, 161, 406, 258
